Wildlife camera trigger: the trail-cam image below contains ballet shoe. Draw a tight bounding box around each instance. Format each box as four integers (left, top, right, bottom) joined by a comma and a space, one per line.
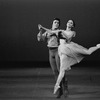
96, 44, 100, 48
63, 81, 69, 98
63, 88, 69, 98
53, 84, 60, 94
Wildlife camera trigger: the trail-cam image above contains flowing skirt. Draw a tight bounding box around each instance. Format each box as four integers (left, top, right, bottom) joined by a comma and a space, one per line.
58, 42, 90, 71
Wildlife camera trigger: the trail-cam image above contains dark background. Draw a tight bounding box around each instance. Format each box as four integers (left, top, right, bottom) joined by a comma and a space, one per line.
0, 0, 100, 68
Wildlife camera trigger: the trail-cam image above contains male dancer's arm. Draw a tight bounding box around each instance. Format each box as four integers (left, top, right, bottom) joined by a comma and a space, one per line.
37, 29, 48, 41
38, 24, 60, 35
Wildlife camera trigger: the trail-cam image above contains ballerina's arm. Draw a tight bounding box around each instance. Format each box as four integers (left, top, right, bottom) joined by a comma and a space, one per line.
38, 24, 53, 34
38, 24, 61, 36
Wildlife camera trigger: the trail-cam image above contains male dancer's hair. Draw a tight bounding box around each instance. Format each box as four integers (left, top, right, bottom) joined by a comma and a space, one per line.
53, 18, 61, 26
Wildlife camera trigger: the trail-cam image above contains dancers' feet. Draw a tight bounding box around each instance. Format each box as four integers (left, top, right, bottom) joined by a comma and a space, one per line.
54, 84, 60, 94
56, 88, 63, 98
63, 88, 69, 98
63, 81, 69, 98
97, 44, 100, 48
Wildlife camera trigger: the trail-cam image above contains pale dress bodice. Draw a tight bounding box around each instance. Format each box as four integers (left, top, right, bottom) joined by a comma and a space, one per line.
59, 30, 74, 45
60, 39, 66, 44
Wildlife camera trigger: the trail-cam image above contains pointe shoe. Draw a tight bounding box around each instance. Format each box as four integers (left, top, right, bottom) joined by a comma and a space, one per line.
53, 84, 60, 94
96, 44, 100, 48
63, 81, 69, 98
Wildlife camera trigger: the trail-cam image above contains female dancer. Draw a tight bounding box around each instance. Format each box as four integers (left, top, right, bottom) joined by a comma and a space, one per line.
38, 20, 100, 95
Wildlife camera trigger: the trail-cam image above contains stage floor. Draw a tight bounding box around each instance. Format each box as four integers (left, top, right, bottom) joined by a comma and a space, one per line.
0, 66, 100, 100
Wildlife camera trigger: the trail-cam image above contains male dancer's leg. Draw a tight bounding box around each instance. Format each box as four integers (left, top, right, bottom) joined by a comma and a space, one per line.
49, 49, 59, 81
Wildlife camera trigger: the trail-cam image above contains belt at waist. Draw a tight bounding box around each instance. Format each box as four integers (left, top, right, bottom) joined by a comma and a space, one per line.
48, 47, 58, 50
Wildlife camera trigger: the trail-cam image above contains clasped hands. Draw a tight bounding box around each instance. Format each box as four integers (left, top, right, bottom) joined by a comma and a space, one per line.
38, 24, 60, 35
38, 24, 43, 30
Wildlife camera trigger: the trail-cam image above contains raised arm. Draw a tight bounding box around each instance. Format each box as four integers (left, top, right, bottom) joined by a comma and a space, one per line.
38, 24, 61, 35
38, 24, 53, 34
37, 29, 42, 41
37, 30, 48, 41
37, 25, 48, 41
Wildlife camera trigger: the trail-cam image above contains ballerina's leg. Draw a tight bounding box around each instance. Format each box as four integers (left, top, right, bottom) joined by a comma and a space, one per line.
54, 54, 67, 94
84, 45, 100, 55
54, 69, 65, 94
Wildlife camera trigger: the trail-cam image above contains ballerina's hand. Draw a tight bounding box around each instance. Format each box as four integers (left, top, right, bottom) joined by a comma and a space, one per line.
53, 84, 60, 94
38, 24, 42, 30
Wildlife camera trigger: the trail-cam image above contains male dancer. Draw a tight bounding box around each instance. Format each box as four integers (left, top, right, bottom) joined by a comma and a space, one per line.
37, 18, 68, 98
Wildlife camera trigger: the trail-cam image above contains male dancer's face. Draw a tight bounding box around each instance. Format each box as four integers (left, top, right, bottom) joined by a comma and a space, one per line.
52, 20, 60, 30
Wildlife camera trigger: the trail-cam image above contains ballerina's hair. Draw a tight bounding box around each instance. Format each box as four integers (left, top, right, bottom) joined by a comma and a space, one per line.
71, 19, 75, 27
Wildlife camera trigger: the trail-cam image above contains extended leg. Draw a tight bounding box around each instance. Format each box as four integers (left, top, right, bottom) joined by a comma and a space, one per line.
84, 45, 100, 55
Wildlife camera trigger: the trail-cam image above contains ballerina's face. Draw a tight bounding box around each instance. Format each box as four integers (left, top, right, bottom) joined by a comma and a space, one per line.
67, 20, 74, 28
